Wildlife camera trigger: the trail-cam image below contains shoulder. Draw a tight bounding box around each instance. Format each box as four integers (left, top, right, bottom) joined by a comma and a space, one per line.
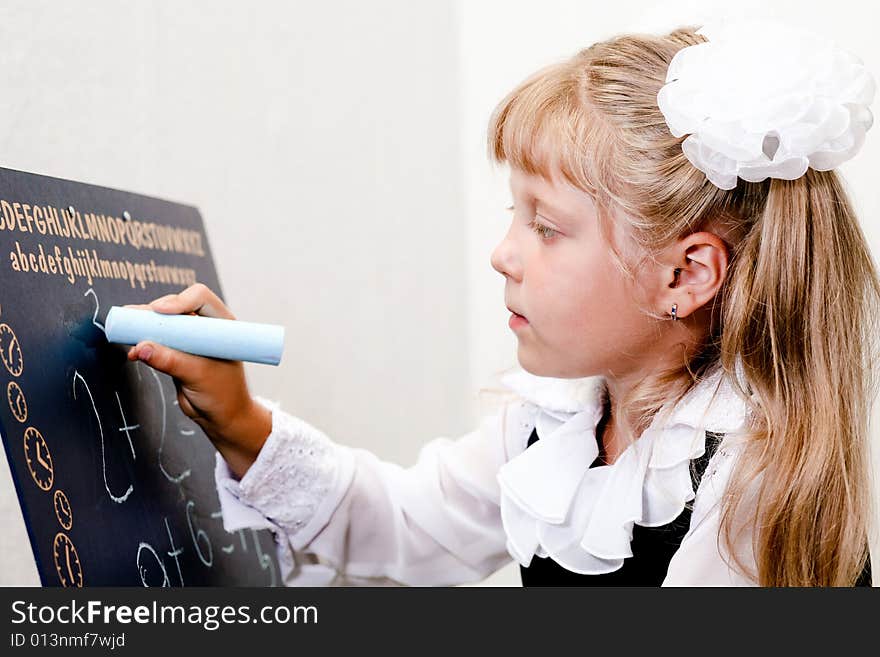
691, 435, 743, 524
665, 437, 761, 586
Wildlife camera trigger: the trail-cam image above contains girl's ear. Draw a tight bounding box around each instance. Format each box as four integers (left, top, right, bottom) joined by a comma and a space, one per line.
663, 232, 728, 319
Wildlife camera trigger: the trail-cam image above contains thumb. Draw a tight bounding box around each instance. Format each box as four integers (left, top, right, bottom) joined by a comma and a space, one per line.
130, 341, 207, 386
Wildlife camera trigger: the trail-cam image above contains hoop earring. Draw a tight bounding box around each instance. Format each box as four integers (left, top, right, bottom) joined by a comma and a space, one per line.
670, 303, 678, 321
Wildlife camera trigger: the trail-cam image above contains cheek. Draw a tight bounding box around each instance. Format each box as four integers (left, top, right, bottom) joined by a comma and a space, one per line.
546, 252, 636, 339
542, 245, 616, 309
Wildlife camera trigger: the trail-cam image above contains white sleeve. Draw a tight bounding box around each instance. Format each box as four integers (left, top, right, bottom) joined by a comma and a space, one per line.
214, 395, 512, 586
663, 442, 760, 586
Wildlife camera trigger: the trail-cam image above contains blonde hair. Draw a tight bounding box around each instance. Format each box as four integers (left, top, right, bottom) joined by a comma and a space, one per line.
486, 26, 879, 586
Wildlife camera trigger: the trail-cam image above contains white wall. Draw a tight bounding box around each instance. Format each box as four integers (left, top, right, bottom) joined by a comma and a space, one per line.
1, 0, 877, 587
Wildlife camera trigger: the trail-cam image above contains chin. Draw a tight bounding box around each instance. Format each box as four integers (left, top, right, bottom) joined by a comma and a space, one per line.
517, 351, 559, 378
517, 350, 594, 379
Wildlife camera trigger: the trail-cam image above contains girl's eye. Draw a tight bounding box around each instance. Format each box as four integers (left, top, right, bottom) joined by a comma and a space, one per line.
527, 217, 558, 241
506, 205, 558, 241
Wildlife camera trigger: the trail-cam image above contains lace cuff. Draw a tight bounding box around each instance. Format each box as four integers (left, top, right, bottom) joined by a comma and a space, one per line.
215, 395, 356, 550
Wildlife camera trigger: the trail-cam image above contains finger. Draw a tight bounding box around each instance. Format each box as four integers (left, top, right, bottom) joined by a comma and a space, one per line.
146, 293, 182, 313
150, 284, 232, 318
122, 303, 190, 315
131, 341, 209, 387
142, 295, 176, 309
149, 283, 235, 320
175, 386, 199, 420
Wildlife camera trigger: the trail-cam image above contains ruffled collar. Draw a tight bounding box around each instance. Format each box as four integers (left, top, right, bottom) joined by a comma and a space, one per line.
495, 363, 750, 574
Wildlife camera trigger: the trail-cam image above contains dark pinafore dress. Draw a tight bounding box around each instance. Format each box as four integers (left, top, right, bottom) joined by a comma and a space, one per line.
519, 427, 873, 587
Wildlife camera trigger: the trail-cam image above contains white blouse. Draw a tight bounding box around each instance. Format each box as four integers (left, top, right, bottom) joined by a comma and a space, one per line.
214, 365, 761, 586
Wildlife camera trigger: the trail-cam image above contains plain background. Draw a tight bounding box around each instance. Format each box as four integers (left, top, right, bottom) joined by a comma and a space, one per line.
0, 0, 877, 586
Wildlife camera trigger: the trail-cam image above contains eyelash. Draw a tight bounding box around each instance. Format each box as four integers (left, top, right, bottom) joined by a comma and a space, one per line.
506, 204, 558, 241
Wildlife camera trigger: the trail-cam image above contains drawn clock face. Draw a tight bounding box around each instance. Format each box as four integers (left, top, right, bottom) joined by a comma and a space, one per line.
7, 381, 27, 422
23, 427, 54, 491
53, 533, 83, 587
0, 323, 23, 377
53, 489, 73, 531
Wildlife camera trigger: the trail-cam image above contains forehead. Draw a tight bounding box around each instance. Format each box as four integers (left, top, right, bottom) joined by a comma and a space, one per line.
508, 167, 595, 223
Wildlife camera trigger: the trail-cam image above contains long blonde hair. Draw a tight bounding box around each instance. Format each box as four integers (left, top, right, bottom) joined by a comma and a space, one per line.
486, 26, 879, 586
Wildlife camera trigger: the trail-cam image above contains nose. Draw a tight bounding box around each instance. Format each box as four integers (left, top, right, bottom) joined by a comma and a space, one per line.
490, 230, 519, 280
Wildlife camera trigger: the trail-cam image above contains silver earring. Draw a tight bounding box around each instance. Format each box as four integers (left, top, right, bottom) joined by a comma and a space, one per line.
670, 268, 682, 322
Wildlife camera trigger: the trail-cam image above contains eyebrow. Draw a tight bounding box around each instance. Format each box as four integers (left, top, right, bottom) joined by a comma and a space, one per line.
509, 178, 580, 227
534, 197, 577, 227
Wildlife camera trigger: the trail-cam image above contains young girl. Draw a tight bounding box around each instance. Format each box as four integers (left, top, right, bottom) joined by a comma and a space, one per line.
126, 20, 877, 586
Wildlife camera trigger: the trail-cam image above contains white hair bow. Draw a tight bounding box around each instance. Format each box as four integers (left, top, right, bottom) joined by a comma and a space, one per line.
657, 18, 875, 190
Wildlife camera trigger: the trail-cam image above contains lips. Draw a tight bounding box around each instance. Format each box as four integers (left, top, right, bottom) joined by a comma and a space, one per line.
507, 306, 526, 319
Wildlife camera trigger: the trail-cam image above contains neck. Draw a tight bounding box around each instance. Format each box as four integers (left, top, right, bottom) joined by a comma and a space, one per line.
599, 332, 705, 446
597, 370, 663, 464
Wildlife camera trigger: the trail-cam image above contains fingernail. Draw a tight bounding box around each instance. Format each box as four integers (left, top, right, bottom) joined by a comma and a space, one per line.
139, 345, 153, 361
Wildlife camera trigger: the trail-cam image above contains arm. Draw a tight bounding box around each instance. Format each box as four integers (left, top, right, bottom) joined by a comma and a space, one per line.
214, 396, 513, 586
121, 284, 514, 586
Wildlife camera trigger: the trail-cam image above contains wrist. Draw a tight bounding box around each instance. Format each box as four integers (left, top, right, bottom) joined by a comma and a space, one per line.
213, 397, 273, 479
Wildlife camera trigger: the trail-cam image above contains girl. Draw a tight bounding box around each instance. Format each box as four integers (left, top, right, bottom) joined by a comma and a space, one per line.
126, 20, 877, 586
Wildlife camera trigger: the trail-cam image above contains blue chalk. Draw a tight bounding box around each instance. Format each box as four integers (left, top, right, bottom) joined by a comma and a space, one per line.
105, 306, 284, 366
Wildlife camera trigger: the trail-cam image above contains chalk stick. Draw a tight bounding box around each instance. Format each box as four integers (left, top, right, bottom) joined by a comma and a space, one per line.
105, 306, 284, 365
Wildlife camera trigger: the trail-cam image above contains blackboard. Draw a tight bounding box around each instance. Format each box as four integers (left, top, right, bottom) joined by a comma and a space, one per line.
0, 166, 281, 586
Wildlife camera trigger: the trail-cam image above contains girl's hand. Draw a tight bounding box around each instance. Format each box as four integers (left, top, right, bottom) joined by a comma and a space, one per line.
124, 283, 272, 479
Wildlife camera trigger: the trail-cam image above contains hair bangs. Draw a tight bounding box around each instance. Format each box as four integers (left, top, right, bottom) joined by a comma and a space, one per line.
487, 59, 605, 199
